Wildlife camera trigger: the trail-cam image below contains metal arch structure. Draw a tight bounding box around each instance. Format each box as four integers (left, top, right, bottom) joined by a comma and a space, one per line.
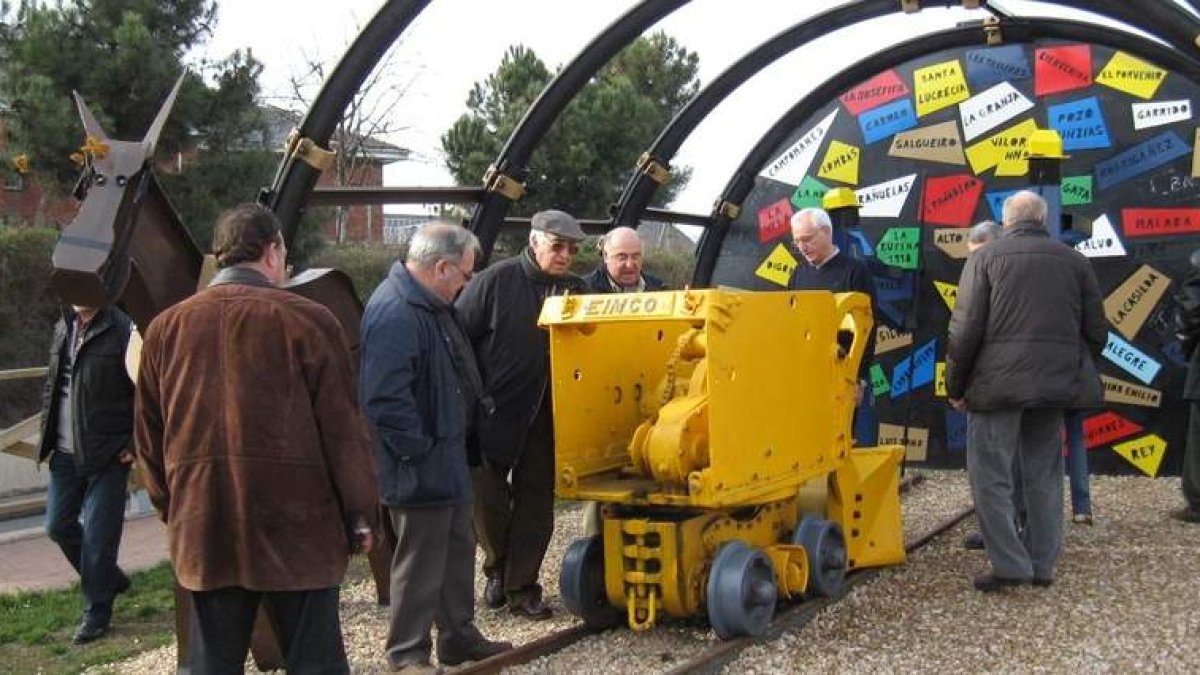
689, 14, 1200, 285
260, 0, 1200, 262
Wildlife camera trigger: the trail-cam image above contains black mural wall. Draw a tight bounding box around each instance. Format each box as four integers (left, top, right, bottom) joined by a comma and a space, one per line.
713, 40, 1200, 477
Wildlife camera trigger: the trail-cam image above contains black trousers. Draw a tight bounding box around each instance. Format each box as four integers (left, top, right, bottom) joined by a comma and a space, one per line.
184, 586, 348, 675
1185, 401, 1200, 510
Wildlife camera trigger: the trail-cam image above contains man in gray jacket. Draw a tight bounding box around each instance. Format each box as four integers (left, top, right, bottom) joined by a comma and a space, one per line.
360, 223, 511, 673
946, 190, 1105, 592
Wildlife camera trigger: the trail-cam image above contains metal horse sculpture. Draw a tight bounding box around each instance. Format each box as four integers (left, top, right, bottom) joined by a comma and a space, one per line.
50, 78, 393, 669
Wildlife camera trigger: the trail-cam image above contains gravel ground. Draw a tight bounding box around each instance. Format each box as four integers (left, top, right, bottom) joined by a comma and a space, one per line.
94, 470, 1199, 673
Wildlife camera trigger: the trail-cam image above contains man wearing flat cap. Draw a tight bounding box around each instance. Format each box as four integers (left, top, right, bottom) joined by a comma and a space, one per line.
456, 209, 587, 619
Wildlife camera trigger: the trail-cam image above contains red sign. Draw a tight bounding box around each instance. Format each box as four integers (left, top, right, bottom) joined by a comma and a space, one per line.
921, 174, 983, 227
1121, 208, 1200, 238
757, 198, 793, 244
1035, 45, 1093, 97
840, 70, 910, 116
1083, 411, 1144, 449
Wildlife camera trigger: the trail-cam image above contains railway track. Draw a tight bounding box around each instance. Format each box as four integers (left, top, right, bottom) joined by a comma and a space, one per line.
457, 472, 972, 675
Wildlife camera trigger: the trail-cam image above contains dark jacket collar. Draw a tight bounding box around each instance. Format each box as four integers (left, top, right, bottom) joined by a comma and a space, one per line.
60, 305, 115, 339
1003, 220, 1049, 238
209, 265, 276, 289
388, 262, 448, 312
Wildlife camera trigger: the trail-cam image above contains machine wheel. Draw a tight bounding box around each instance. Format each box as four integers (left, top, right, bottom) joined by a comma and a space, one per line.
792, 516, 847, 598
559, 536, 622, 629
706, 540, 777, 639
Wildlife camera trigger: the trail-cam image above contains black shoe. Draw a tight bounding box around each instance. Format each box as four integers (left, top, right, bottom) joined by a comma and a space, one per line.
1170, 506, 1200, 523
972, 573, 1026, 593
484, 574, 506, 609
439, 637, 513, 666
115, 572, 131, 595
962, 531, 985, 550
508, 595, 553, 620
1031, 577, 1054, 588
72, 616, 110, 645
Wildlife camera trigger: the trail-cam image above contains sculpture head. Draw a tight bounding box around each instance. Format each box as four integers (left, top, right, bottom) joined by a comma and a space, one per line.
51, 75, 184, 307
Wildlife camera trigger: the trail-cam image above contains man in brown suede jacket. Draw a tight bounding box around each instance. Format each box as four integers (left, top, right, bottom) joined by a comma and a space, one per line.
135, 204, 378, 673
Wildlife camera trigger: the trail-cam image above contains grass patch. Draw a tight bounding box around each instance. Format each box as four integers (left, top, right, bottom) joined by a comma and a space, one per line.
0, 562, 176, 674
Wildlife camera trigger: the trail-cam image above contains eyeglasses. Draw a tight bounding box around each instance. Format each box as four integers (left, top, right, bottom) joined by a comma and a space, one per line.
547, 240, 579, 255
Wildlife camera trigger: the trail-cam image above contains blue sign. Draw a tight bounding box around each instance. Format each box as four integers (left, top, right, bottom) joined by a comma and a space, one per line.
858, 99, 917, 145
875, 271, 915, 326
945, 408, 968, 451
965, 45, 1031, 90
985, 188, 1026, 221
911, 339, 937, 389
1102, 332, 1163, 384
1048, 97, 1111, 151
1095, 131, 1190, 191
891, 355, 912, 398
848, 229, 875, 257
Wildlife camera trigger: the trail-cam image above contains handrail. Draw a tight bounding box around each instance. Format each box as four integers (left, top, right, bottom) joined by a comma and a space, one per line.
0, 367, 48, 382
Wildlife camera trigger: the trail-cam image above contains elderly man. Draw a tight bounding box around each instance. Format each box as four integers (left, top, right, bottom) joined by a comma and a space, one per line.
584, 226, 666, 293
360, 223, 512, 673
457, 209, 587, 620
967, 219, 1001, 253
136, 204, 379, 672
946, 191, 1105, 592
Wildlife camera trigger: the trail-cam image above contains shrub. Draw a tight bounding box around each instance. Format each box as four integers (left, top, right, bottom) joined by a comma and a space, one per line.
0, 226, 60, 426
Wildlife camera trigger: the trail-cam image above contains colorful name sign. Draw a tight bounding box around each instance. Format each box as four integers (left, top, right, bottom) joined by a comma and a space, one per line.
1132, 99, 1192, 130
1121, 207, 1200, 238
754, 243, 798, 287
933, 228, 970, 259
1103, 264, 1171, 340
914, 59, 970, 117
1061, 175, 1093, 206
1097, 51, 1167, 100
859, 98, 917, 144
1112, 433, 1167, 477
934, 281, 958, 312
791, 176, 828, 210
875, 325, 913, 355
761, 109, 838, 186
876, 227, 920, 269
877, 423, 929, 462
856, 174, 916, 218
1075, 214, 1126, 258
1094, 130, 1190, 190
869, 363, 891, 396
960, 82, 1035, 141
965, 45, 1032, 90
888, 120, 966, 166
1101, 374, 1162, 408
1083, 411, 1144, 449
817, 139, 861, 185
911, 338, 937, 390
1102, 332, 1162, 384
756, 198, 793, 244
935, 361, 947, 397
1048, 96, 1111, 151
922, 174, 984, 226
1035, 45, 1092, 97
985, 188, 1026, 221
840, 69, 909, 116
965, 118, 1038, 176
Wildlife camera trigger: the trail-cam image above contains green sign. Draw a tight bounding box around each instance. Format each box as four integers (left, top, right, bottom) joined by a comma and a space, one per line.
870, 363, 890, 396
876, 227, 921, 270
1061, 175, 1093, 206
791, 176, 828, 209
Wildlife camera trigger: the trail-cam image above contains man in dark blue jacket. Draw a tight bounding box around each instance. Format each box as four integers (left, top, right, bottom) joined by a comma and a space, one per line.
360, 223, 511, 673
583, 226, 667, 293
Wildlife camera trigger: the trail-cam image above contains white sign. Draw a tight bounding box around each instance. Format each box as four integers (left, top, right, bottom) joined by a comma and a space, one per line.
959, 82, 1035, 141
1132, 99, 1192, 130
855, 173, 917, 218
1076, 214, 1127, 258
760, 109, 838, 187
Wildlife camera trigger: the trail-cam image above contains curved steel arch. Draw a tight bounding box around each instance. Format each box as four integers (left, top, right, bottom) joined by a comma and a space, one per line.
690, 15, 1200, 286
612, 0, 1200, 232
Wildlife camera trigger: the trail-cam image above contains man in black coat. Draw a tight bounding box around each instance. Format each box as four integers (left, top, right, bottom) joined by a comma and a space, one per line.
583, 226, 667, 293
947, 190, 1106, 591
456, 209, 587, 620
37, 303, 136, 644
1173, 249, 1200, 524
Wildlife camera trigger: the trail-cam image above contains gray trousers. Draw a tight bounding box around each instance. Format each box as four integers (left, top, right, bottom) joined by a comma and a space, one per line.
967, 408, 1064, 580
386, 502, 482, 668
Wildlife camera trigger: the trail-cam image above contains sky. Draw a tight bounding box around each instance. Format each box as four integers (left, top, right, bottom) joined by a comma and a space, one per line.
198, 0, 1143, 217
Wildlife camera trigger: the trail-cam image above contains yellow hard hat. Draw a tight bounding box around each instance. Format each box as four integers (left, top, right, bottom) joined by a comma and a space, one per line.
1027, 129, 1069, 159
821, 186, 859, 211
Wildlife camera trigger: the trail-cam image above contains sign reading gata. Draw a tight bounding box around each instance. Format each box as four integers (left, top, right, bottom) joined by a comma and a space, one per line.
581, 294, 674, 318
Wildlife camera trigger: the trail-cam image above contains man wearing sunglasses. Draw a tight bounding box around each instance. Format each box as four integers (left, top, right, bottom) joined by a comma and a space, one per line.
456, 209, 587, 620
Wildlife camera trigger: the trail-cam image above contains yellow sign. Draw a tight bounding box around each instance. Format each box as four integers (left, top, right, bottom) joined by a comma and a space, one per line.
934, 281, 958, 312
875, 325, 913, 355
965, 119, 1038, 176
754, 243, 798, 287
1103, 264, 1171, 341
1112, 433, 1168, 477
935, 362, 946, 398
933, 228, 970, 259
878, 423, 929, 462
914, 59, 970, 117
817, 139, 861, 185
1096, 52, 1168, 100
1101, 374, 1162, 408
